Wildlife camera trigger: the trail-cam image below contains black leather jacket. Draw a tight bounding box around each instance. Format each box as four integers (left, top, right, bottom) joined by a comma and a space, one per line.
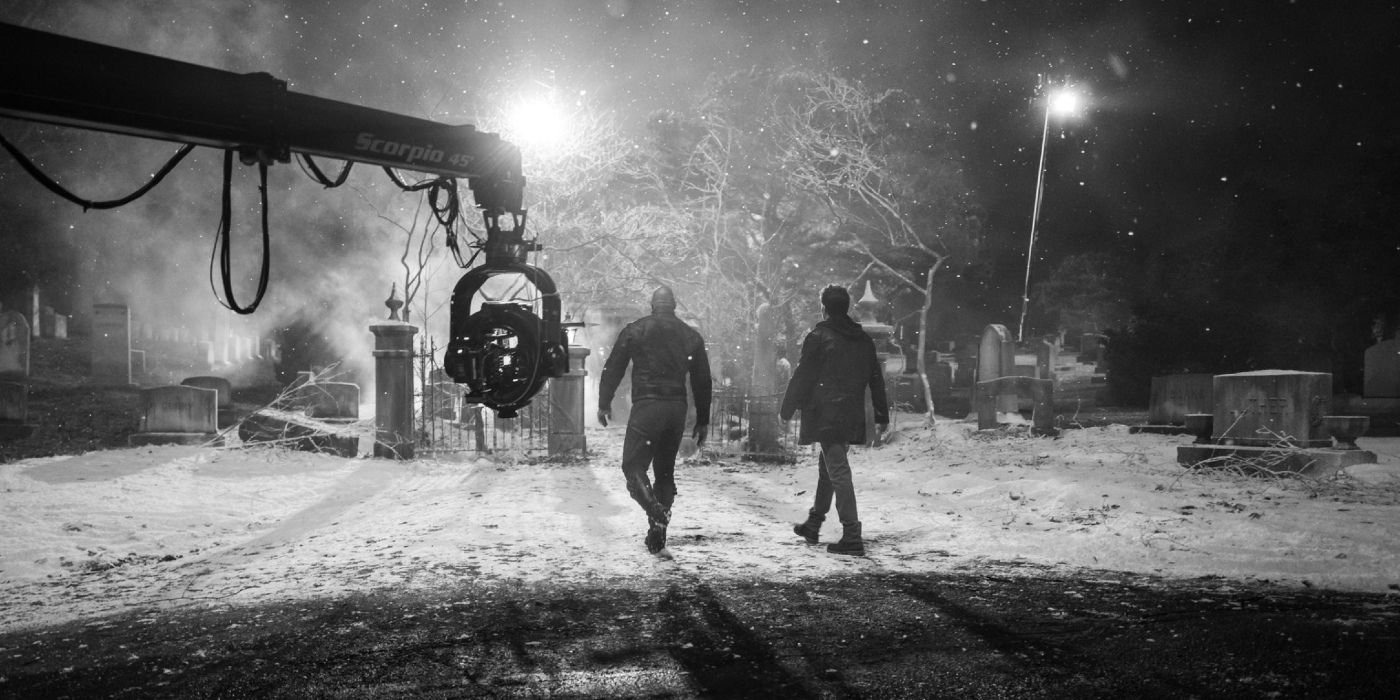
780, 313, 889, 445
599, 311, 712, 419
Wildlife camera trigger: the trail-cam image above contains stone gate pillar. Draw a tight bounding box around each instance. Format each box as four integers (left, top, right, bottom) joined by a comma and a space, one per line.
370, 321, 418, 459
548, 346, 591, 457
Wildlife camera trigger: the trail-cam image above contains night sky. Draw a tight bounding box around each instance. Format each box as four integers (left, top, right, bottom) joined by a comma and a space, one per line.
1, 1, 1397, 347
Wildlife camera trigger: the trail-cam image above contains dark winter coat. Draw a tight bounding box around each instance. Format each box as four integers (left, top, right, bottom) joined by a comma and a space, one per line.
599, 310, 713, 419
780, 313, 890, 446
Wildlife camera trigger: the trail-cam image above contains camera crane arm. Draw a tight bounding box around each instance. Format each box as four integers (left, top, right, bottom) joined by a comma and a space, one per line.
0, 22, 565, 417
0, 21, 524, 216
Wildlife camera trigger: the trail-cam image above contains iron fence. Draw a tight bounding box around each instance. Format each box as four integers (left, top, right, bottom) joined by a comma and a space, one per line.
706, 388, 798, 461
414, 335, 551, 459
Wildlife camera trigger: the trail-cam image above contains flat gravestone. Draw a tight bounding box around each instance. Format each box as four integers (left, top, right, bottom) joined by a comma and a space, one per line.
181, 376, 233, 409
1213, 370, 1331, 447
0, 311, 30, 380
1148, 373, 1214, 425
130, 385, 218, 446
1363, 338, 1400, 398
91, 303, 132, 385
977, 324, 1016, 413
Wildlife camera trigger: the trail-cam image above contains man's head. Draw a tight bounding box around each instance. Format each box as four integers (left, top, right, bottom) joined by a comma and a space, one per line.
650, 285, 677, 313
820, 284, 850, 316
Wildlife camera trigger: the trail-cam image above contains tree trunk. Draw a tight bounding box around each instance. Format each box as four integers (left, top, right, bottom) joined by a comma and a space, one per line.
748, 301, 782, 453
916, 260, 944, 423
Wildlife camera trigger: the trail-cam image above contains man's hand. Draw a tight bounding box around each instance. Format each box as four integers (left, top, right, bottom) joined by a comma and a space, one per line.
692, 422, 707, 446
597, 408, 610, 427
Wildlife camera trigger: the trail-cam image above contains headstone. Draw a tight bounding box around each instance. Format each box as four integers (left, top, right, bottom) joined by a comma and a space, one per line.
129, 385, 219, 445
52, 314, 67, 340
0, 381, 35, 440
91, 303, 132, 385
130, 349, 146, 380
1212, 370, 1331, 447
426, 381, 463, 420
1080, 333, 1108, 363
292, 381, 360, 420
1036, 339, 1058, 382
181, 376, 233, 409
0, 311, 30, 380
39, 306, 56, 339
1148, 373, 1214, 425
1363, 339, 1400, 398
977, 324, 1016, 412
197, 340, 216, 369
975, 376, 1056, 436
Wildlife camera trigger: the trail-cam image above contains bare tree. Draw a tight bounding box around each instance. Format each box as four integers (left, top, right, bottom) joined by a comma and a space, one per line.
774, 71, 982, 420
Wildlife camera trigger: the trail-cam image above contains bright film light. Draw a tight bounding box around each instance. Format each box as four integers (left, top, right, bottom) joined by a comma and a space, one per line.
507, 97, 568, 149
1048, 88, 1082, 118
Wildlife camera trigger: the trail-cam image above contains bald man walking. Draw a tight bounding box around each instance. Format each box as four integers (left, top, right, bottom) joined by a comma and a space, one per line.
598, 286, 712, 555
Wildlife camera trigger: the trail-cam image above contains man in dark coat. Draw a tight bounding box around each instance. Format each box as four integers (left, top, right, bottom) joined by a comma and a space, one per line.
780, 284, 889, 556
598, 286, 712, 555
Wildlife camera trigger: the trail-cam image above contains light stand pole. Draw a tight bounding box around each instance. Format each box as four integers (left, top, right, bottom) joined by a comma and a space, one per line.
1016, 86, 1080, 343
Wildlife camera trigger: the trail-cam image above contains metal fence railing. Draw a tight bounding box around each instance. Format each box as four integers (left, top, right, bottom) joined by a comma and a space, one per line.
414, 336, 550, 459
706, 388, 797, 462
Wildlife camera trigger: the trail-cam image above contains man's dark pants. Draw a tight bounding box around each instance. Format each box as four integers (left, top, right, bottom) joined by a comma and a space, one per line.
621, 398, 687, 514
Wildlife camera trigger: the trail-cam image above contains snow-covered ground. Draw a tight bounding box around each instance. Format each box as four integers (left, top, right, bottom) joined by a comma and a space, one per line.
3, 416, 1399, 634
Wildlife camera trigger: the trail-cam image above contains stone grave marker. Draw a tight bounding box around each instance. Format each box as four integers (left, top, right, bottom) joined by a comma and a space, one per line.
0, 311, 30, 380
91, 303, 132, 384
977, 324, 1016, 412
129, 385, 218, 445
1363, 338, 1400, 398
1148, 373, 1214, 425
181, 376, 233, 409
0, 381, 35, 440
1212, 370, 1331, 447
293, 381, 360, 420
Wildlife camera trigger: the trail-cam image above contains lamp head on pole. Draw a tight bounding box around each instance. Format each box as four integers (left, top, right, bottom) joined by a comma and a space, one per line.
1046, 86, 1085, 120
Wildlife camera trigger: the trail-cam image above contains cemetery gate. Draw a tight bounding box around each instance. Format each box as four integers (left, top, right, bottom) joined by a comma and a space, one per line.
414, 335, 551, 459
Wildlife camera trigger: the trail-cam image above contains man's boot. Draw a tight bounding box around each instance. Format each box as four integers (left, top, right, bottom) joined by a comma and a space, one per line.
644, 506, 666, 554
793, 510, 824, 544
645, 515, 668, 554
826, 521, 864, 556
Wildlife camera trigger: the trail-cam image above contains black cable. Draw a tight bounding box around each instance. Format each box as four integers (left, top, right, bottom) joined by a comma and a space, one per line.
382, 167, 475, 266
0, 130, 195, 211
208, 150, 271, 314
296, 153, 353, 187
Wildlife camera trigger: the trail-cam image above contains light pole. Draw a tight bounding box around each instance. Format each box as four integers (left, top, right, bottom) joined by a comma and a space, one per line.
1017, 85, 1082, 342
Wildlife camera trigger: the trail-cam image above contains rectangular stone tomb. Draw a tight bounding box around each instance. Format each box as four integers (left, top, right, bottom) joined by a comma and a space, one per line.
1178, 370, 1376, 477
1212, 370, 1330, 447
130, 385, 220, 446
